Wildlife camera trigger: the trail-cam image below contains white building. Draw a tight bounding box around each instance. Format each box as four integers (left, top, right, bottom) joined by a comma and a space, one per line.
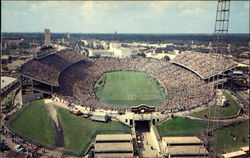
1, 76, 18, 93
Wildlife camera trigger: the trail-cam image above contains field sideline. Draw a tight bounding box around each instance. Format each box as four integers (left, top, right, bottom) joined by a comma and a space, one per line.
95, 71, 166, 106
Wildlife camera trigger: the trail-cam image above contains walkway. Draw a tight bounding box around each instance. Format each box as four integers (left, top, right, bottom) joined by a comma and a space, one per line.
141, 132, 161, 158
45, 99, 64, 147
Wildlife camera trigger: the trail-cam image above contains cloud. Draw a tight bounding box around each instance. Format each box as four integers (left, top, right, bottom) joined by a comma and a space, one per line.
1, 1, 248, 33
149, 1, 173, 13
180, 8, 204, 15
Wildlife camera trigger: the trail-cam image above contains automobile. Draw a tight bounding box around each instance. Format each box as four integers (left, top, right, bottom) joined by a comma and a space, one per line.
14, 145, 25, 152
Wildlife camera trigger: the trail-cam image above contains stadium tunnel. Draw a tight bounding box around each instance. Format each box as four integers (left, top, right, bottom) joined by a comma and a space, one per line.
135, 120, 150, 132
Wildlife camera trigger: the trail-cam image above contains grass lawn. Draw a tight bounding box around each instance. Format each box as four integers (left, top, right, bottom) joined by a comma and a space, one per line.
10, 100, 56, 146
189, 91, 240, 118
157, 117, 209, 136
56, 107, 131, 155
94, 71, 166, 107
215, 121, 249, 154
2, 96, 14, 113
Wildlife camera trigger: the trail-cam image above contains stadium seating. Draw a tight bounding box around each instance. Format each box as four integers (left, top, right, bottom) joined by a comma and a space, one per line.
21, 51, 233, 112
172, 51, 237, 79
20, 49, 84, 86
56, 57, 215, 112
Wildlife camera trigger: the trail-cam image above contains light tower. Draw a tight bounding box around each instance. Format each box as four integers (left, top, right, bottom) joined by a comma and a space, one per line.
44, 29, 51, 46
213, 0, 231, 55
207, 0, 231, 157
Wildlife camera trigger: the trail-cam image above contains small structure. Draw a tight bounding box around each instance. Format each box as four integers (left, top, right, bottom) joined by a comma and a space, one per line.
131, 104, 155, 114
94, 134, 134, 158
70, 109, 82, 116
95, 134, 132, 143
162, 136, 209, 158
218, 95, 227, 107
91, 112, 109, 122
1, 76, 18, 93
222, 150, 247, 158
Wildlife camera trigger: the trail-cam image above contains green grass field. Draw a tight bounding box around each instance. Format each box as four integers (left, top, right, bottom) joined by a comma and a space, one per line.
10, 100, 131, 155
215, 121, 249, 154
157, 117, 209, 136
95, 71, 166, 107
10, 100, 56, 146
56, 107, 131, 154
189, 91, 240, 118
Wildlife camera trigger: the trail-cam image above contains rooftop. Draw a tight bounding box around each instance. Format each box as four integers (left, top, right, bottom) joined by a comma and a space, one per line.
167, 145, 209, 156
95, 142, 133, 152
96, 134, 132, 141
162, 136, 203, 145
222, 150, 247, 158
1, 76, 17, 90
94, 153, 133, 158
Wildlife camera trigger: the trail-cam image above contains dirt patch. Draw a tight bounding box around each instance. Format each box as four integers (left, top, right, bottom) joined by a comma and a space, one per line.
46, 104, 64, 147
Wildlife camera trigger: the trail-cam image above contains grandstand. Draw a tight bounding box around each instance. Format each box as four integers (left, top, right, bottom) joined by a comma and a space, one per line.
19, 49, 236, 113
172, 51, 238, 80
20, 49, 84, 86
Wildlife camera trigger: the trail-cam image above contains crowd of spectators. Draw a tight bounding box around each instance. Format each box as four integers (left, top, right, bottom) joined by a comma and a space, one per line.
172, 51, 237, 79
20, 49, 84, 86
20, 50, 234, 113
55, 57, 219, 112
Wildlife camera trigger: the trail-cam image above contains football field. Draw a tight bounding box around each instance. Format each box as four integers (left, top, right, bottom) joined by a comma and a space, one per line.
95, 71, 166, 106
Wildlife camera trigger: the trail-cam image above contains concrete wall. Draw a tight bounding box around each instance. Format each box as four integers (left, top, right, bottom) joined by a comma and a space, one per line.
22, 93, 43, 103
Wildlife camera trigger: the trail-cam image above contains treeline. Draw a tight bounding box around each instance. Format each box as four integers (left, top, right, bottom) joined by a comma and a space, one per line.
2, 33, 249, 46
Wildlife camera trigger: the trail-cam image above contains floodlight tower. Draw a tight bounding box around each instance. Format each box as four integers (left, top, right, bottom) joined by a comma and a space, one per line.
207, 0, 231, 157
213, 0, 231, 54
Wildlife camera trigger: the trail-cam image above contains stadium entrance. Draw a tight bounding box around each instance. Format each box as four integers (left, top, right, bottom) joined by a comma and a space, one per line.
135, 120, 150, 132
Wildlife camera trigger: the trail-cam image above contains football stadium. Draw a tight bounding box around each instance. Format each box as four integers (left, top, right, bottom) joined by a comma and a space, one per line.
6, 47, 247, 157
1, 0, 249, 157
19, 49, 237, 112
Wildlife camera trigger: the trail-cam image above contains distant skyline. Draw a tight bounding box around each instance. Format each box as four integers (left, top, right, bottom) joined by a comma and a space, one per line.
1, 1, 249, 34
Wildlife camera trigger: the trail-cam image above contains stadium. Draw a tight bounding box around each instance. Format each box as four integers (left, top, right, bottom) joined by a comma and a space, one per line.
19, 49, 237, 113
5, 47, 247, 158
1, 0, 249, 157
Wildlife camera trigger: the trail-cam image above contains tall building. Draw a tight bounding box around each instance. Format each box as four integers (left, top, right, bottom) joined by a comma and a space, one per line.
44, 29, 51, 46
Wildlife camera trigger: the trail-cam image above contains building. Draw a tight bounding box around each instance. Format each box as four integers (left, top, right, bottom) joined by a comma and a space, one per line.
162, 136, 209, 158
222, 146, 249, 158
89, 49, 114, 57
1, 76, 18, 94
1, 39, 22, 50
222, 150, 247, 158
91, 112, 109, 122
44, 29, 51, 46
94, 134, 134, 158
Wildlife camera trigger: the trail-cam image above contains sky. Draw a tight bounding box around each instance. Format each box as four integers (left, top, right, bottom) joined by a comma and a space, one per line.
1, 1, 249, 34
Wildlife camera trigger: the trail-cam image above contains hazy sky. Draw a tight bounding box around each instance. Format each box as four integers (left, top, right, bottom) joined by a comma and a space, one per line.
1, 1, 249, 33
